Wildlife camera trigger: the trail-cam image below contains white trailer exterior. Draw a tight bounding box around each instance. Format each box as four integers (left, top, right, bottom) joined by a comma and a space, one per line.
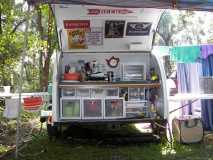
50, 4, 168, 125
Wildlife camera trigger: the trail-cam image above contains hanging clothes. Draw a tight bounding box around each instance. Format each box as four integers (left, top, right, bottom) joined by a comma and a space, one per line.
200, 55, 213, 131
170, 46, 200, 63
200, 45, 213, 59
177, 63, 202, 116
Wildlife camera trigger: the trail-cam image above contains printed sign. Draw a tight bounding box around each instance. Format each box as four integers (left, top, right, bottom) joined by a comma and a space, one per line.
86, 27, 103, 46
105, 20, 125, 38
67, 29, 88, 49
64, 20, 90, 49
126, 22, 152, 36
88, 8, 134, 15
64, 20, 90, 29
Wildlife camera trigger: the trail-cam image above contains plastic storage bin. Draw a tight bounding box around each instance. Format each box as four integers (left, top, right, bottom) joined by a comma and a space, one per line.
105, 98, 124, 118
105, 88, 119, 97
83, 98, 103, 119
60, 98, 81, 119
76, 89, 90, 97
122, 64, 146, 81
126, 101, 149, 118
62, 88, 76, 97
128, 88, 145, 100
91, 89, 105, 98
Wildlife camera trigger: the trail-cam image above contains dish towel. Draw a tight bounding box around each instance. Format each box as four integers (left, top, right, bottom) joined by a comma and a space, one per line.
200, 45, 213, 59
170, 46, 201, 63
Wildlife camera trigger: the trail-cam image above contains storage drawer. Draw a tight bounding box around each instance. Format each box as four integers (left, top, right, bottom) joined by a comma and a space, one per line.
105, 88, 119, 97
60, 98, 81, 119
62, 88, 76, 97
126, 101, 148, 107
122, 64, 146, 81
126, 101, 149, 118
105, 98, 125, 118
126, 107, 148, 113
91, 89, 105, 98
83, 98, 103, 119
76, 89, 90, 97
128, 88, 145, 101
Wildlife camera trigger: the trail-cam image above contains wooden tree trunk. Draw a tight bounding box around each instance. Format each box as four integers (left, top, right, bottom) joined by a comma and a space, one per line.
36, 5, 53, 91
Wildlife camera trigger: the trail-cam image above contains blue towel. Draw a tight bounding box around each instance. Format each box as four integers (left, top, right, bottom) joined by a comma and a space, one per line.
170, 46, 201, 63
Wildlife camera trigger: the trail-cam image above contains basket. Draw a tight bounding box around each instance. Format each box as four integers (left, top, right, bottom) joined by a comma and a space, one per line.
64, 73, 81, 81
23, 96, 43, 110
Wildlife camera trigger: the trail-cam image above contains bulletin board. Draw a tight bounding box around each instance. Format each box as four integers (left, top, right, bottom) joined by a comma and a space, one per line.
52, 4, 163, 52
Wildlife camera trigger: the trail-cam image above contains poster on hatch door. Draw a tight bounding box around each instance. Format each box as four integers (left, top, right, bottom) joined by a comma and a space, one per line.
126, 22, 152, 36
86, 27, 103, 46
105, 20, 125, 38
64, 20, 90, 49
67, 29, 88, 49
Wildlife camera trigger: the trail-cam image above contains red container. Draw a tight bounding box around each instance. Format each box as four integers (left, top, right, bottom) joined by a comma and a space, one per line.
23, 96, 43, 110
64, 73, 81, 81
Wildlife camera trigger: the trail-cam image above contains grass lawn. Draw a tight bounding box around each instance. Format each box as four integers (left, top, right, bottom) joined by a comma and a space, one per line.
2, 124, 213, 160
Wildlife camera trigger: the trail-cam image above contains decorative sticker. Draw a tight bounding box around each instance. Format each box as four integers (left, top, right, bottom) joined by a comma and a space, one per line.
63, 20, 90, 29
126, 22, 152, 36
105, 20, 125, 38
87, 8, 134, 15
86, 27, 103, 46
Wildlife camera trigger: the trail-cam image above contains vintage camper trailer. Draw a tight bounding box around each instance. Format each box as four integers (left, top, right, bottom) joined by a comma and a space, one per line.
46, 4, 168, 136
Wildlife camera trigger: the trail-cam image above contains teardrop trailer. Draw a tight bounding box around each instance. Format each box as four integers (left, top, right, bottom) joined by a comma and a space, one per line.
43, 3, 169, 139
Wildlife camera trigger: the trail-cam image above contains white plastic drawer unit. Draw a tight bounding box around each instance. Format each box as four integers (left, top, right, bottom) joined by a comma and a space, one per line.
122, 64, 146, 81
104, 98, 125, 118
126, 101, 149, 118
128, 88, 145, 101
83, 98, 103, 119
60, 98, 81, 119
105, 88, 119, 97
76, 89, 90, 98
62, 88, 76, 97
91, 89, 105, 98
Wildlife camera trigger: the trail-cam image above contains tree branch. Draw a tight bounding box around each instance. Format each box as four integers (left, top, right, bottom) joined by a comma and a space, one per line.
11, 19, 26, 34
0, 7, 2, 34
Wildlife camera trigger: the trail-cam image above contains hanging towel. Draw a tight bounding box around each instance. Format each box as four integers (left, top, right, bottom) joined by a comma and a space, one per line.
170, 46, 201, 63
3, 98, 19, 119
200, 45, 213, 59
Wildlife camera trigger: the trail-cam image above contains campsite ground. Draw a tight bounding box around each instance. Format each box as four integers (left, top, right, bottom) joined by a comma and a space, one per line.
1, 124, 213, 160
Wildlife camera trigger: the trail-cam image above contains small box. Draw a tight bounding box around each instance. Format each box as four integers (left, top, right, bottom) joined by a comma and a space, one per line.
104, 98, 125, 118
128, 88, 145, 101
105, 88, 119, 97
60, 98, 81, 119
83, 98, 103, 119
62, 88, 76, 97
91, 89, 105, 98
76, 89, 90, 97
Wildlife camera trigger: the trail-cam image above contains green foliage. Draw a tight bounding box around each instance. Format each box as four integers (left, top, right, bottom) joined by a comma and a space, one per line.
0, 0, 25, 86
0, 1, 57, 91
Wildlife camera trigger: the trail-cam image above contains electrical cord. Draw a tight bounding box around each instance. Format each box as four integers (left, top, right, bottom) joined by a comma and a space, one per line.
169, 99, 198, 114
